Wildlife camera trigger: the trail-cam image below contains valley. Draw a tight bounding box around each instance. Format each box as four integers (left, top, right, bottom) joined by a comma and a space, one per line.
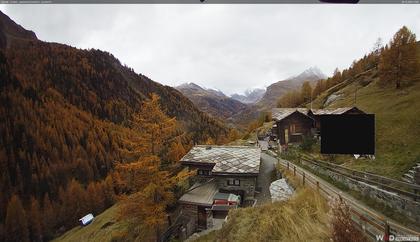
1, 8, 420, 242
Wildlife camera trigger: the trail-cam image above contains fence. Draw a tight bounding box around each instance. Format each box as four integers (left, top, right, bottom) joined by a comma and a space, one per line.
279, 158, 420, 241
300, 154, 420, 201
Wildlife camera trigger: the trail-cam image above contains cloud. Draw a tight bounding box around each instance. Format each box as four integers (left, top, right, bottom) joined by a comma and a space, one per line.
1, 4, 419, 94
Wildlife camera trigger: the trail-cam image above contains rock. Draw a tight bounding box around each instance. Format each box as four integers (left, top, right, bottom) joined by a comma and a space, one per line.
269, 179, 294, 202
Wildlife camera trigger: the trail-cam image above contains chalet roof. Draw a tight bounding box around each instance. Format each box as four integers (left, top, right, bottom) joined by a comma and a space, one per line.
271, 108, 309, 121
310, 107, 361, 115
179, 181, 218, 206
181, 145, 261, 175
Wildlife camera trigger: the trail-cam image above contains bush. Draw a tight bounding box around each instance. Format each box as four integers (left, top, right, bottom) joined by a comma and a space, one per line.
330, 198, 368, 242
300, 136, 316, 152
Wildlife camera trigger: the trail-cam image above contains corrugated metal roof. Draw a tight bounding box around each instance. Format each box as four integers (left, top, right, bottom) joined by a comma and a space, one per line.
179, 181, 219, 206
271, 108, 309, 121
181, 145, 261, 174
310, 107, 355, 115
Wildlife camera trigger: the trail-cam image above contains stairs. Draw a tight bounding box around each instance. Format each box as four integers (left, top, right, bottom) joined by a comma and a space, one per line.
402, 163, 420, 184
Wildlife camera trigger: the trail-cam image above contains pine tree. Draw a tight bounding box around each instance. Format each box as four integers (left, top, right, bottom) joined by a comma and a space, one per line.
28, 197, 42, 242
102, 175, 115, 207
312, 80, 323, 98
117, 94, 191, 241
4, 195, 29, 242
379, 26, 419, 88
167, 140, 186, 164
42, 194, 55, 239
300, 81, 312, 104
127, 93, 178, 158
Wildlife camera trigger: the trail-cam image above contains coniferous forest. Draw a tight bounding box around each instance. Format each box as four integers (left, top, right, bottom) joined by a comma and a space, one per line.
0, 11, 230, 241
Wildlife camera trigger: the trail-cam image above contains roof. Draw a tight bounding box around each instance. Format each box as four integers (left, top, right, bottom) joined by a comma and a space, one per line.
310, 107, 362, 115
271, 108, 310, 121
179, 181, 218, 206
181, 145, 261, 175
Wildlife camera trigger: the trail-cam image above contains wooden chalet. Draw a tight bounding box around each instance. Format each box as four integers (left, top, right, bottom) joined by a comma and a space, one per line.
271, 108, 314, 145
307, 107, 365, 130
271, 107, 365, 145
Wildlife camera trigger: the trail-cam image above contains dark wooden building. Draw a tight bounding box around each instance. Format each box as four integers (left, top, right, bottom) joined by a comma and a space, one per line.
308, 107, 365, 130
271, 108, 314, 145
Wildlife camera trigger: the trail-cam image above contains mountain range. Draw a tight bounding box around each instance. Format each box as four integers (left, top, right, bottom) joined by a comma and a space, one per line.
256, 66, 326, 109
175, 83, 248, 120
176, 67, 326, 125
230, 88, 266, 104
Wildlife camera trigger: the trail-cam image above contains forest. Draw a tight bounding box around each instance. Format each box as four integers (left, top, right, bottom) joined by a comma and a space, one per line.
0, 12, 232, 241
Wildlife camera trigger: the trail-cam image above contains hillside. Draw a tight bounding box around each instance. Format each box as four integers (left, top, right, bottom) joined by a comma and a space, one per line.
311, 68, 420, 179
52, 203, 133, 242
176, 82, 248, 120
0, 11, 229, 241
307, 41, 420, 179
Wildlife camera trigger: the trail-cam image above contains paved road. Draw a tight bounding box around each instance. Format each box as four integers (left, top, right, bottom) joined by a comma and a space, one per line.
255, 152, 278, 205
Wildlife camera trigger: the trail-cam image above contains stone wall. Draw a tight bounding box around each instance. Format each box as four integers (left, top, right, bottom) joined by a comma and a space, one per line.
215, 176, 257, 200
300, 159, 420, 223
180, 203, 198, 236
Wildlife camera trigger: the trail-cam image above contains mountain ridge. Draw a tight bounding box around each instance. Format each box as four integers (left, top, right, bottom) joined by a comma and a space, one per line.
230, 88, 266, 104
257, 67, 326, 109
175, 82, 248, 120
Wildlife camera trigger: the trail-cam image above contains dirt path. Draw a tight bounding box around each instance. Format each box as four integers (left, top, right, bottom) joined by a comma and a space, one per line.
255, 153, 277, 205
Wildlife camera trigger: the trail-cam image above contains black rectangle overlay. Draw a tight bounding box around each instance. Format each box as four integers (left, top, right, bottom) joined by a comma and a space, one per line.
320, 114, 375, 155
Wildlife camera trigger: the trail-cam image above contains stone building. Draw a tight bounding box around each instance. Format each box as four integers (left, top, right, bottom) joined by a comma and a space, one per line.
178, 145, 261, 235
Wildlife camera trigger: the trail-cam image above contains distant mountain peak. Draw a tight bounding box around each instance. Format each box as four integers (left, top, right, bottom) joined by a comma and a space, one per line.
289, 66, 327, 82
231, 88, 266, 104
177, 82, 204, 90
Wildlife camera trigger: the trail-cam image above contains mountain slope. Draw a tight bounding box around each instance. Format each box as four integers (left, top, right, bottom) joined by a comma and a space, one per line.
176, 82, 248, 120
0, 11, 229, 239
257, 67, 326, 109
310, 47, 420, 179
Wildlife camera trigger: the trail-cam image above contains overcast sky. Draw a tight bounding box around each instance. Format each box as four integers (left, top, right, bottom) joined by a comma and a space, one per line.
1, 5, 419, 95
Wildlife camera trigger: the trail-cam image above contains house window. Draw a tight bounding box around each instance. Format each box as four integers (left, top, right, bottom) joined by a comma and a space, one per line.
290, 124, 296, 134
197, 169, 210, 176
227, 179, 240, 186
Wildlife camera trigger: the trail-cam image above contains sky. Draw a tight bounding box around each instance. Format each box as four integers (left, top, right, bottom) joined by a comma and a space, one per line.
1, 5, 419, 95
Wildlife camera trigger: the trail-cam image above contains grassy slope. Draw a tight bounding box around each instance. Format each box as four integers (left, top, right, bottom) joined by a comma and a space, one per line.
311, 71, 420, 179
53, 203, 130, 242
194, 169, 330, 242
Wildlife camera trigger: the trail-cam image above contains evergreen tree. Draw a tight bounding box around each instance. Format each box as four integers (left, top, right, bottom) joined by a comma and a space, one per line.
28, 197, 42, 242
42, 194, 55, 240
300, 81, 312, 104
117, 94, 191, 241
4, 195, 29, 242
379, 26, 419, 88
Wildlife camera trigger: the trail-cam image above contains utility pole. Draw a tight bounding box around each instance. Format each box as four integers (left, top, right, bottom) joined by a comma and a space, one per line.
354, 86, 357, 106
310, 90, 313, 110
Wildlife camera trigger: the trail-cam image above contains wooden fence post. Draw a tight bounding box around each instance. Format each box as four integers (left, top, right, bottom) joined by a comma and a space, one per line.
316, 181, 320, 191
384, 221, 390, 242
302, 172, 305, 186
287, 161, 289, 170
293, 166, 296, 176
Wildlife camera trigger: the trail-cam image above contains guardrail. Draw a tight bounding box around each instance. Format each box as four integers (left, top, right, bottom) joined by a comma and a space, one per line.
277, 158, 420, 241
299, 154, 420, 201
